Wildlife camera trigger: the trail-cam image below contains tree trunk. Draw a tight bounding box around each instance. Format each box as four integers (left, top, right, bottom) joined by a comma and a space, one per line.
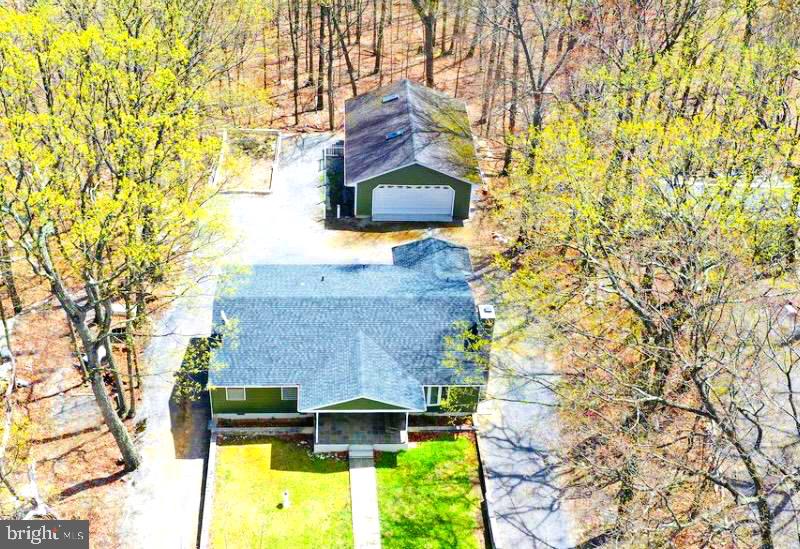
785, 171, 800, 266
448, 0, 462, 55
89, 363, 140, 470
123, 293, 138, 418
478, 15, 499, 124
103, 336, 129, 418
288, 0, 301, 125
327, 6, 335, 130
276, 0, 283, 84
411, 0, 437, 87
317, 4, 326, 110
466, 0, 485, 59
261, 27, 269, 89
331, 6, 359, 97
422, 14, 435, 86
484, 24, 508, 136
502, 37, 520, 174
0, 238, 21, 315
440, 0, 448, 55
306, 0, 313, 76
373, 0, 386, 75
40, 244, 141, 470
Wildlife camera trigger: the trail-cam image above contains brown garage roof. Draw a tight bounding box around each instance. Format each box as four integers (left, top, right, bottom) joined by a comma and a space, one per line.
344, 79, 482, 186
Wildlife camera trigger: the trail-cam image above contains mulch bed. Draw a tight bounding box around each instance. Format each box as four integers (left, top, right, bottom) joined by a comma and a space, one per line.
408, 414, 473, 427
216, 417, 313, 428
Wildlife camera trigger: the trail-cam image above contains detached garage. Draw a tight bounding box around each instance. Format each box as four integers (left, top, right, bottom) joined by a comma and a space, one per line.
344, 79, 481, 221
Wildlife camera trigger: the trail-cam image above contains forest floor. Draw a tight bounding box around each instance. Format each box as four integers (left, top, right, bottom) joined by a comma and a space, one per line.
10, 305, 141, 548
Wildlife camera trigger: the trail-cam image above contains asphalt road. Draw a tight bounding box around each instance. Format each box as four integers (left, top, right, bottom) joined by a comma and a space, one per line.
476, 324, 576, 549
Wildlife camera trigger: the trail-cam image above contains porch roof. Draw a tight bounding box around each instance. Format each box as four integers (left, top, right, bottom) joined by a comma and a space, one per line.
299, 331, 425, 412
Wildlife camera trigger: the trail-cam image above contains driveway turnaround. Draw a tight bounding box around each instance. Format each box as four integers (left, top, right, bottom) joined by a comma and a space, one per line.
349, 453, 382, 549
476, 323, 576, 548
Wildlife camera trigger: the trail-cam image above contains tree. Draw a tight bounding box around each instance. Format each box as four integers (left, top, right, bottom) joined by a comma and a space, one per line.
330, 1, 359, 97
0, 0, 238, 470
494, 9, 800, 545
372, 0, 386, 76
411, 0, 440, 86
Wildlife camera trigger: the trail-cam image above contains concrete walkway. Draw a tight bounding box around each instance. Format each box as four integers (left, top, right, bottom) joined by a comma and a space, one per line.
349, 454, 382, 549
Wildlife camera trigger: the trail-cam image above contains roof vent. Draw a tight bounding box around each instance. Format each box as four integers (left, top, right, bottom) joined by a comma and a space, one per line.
477, 304, 496, 340
382, 93, 399, 103
478, 304, 496, 321
386, 129, 405, 140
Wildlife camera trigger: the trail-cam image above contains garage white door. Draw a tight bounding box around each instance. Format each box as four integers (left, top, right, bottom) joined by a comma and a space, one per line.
372, 185, 455, 222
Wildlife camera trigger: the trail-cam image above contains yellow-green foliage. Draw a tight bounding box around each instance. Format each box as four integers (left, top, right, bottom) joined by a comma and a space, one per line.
492, 6, 800, 545
0, 0, 229, 307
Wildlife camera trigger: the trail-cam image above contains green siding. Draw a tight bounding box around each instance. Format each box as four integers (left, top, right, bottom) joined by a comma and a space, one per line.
354, 164, 473, 219
210, 387, 298, 414
314, 398, 408, 411
425, 386, 481, 413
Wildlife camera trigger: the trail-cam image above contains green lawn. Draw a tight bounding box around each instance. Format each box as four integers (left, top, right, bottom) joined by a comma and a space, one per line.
376, 435, 484, 549
211, 437, 353, 549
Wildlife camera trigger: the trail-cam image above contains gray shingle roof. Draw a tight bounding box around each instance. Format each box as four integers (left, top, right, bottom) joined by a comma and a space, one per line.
344, 79, 481, 186
208, 238, 485, 411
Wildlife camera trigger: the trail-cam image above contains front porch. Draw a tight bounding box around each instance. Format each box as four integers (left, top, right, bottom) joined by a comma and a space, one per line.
314, 412, 408, 453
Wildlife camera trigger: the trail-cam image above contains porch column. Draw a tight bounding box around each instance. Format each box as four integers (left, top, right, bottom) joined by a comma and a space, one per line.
315, 412, 319, 444
403, 412, 409, 443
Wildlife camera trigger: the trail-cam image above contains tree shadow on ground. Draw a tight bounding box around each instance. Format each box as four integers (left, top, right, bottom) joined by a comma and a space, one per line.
57, 469, 128, 499
217, 436, 347, 474
169, 337, 211, 461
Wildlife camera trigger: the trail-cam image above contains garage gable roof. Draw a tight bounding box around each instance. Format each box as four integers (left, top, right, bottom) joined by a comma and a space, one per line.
344, 79, 481, 186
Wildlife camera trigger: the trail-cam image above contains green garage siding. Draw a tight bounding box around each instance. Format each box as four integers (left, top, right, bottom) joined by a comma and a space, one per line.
210, 387, 298, 414
354, 164, 473, 220
425, 387, 482, 413
314, 398, 409, 411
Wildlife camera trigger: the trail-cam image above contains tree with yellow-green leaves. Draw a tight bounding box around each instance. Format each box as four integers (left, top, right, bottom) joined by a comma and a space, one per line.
494, 5, 800, 547
0, 0, 255, 472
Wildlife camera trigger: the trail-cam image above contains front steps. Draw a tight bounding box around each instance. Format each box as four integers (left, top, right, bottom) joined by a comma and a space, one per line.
349, 445, 374, 459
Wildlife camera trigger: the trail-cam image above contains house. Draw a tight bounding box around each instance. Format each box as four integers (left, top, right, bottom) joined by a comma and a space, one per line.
344, 79, 482, 222
207, 238, 492, 452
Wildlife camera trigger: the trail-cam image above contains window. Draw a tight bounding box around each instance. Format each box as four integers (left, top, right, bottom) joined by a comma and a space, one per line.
425, 386, 449, 406
226, 387, 246, 401
281, 387, 298, 401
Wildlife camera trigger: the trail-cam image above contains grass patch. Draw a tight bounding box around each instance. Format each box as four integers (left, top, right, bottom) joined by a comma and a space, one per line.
211, 437, 352, 549
376, 435, 483, 549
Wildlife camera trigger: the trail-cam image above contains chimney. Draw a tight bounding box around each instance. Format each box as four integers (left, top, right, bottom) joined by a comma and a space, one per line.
477, 304, 496, 339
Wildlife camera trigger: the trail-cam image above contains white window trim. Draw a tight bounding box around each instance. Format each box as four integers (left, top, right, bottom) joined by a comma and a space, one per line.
426, 386, 443, 406
225, 387, 246, 401
281, 387, 298, 401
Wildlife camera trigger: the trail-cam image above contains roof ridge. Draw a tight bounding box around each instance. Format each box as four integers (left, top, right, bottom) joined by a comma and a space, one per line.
356, 330, 369, 390
404, 79, 420, 165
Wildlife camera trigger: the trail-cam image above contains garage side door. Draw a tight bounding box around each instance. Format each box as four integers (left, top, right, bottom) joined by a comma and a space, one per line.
372, 185, 455, 222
